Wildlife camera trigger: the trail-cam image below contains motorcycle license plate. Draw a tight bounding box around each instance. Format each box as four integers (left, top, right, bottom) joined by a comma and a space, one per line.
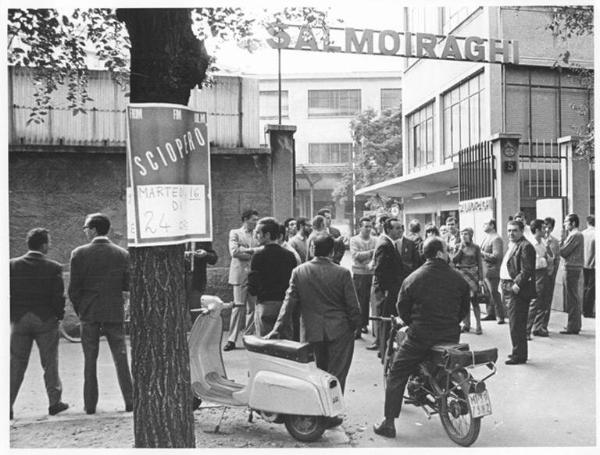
468, 390, 492, 418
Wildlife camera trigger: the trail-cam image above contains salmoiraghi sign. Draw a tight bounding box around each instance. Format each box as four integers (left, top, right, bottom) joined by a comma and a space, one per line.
266, 23, 519, 64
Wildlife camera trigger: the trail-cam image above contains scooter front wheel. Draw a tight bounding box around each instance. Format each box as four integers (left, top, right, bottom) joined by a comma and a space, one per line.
284, 414, 326, 442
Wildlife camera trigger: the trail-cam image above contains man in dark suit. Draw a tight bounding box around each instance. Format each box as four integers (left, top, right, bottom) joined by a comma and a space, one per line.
372, 218, 405, 358
395, 224, 420, 275
499, 220, 536, 365
184, 241, 218, 327
10, 228, 69, 420
267, 234, 361, 401
69, 213, 133, 414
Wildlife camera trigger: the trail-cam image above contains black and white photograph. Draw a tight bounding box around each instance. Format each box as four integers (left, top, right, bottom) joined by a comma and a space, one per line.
3, 0, 597, 450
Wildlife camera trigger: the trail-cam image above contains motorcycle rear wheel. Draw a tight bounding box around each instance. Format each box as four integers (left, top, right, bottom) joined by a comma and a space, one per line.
284, 415, 326, 442
439, 387, 481, 447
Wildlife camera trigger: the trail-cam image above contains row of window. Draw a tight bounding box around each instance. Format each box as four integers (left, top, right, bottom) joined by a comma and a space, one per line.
407, 67, 591, 171
259, 88, 401, 119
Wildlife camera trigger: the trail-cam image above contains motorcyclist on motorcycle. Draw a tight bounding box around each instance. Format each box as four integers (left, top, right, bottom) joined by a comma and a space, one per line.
373, 236, 470, 438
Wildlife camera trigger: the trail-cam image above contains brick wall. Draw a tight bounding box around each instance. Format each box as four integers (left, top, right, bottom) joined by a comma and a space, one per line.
9, 149, 274, 302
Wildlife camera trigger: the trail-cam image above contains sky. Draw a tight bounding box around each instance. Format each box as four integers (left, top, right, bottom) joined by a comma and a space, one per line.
211, 2, 406, 76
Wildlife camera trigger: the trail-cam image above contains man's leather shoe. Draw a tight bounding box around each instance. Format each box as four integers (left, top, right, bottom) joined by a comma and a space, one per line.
355, 331, 362, 340
49, 402, 69, 416
526, 334, 532, 341
497, 319, 506, 325
559, 330, 579, 335
533, 330, 549, 337
223, 341, 236, 351
10, 409, 14, 420
366, 343, 378, 350
125, 403, 133, 412
373, 419, 396, 438
505, 358, 526, 365
325, 416, 344, 428
481, 315, 496, 321
361, 327, 369, 334
85, 408, 96, 415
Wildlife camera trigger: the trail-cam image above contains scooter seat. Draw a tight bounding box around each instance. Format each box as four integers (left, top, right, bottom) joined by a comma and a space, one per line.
243, 335, 314, 363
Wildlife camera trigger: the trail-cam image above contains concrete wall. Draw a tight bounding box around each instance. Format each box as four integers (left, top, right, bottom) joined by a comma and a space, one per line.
9, 149, 275, 301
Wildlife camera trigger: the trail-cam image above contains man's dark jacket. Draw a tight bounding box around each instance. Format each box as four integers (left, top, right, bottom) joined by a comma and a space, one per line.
329, 226, 346, 264
397, 258, 470, 343
187, 242, 218, 294
68, 238, 129, 323
373, 235, 405, 316
10, 251, 66, 323
248, 243, 297, 302
504, 237, 536, 300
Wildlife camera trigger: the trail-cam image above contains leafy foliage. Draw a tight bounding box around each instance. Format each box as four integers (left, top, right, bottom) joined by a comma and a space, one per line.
332, 108, 402, 205
546, 6, 594, 159
8, 7, 338, 124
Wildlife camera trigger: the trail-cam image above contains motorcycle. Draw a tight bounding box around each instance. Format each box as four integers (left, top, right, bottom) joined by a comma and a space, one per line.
372, 316, 498, 447
188, 295, 345, 442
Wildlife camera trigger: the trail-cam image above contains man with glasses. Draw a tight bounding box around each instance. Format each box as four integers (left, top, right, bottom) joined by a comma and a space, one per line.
69, 213, 133, 414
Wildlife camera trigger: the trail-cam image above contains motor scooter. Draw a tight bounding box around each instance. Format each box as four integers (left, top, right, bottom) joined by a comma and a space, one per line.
189, 295, 345, 442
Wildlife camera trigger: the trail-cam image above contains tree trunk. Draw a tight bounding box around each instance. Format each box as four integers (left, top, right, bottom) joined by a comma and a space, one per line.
116, 8, 210, 448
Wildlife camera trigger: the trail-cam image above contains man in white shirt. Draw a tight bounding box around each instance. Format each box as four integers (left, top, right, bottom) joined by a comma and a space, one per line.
350, 217, 377, 338
289, 217, 311, 263
582, 215, 595, 318
526, 219, 553, 338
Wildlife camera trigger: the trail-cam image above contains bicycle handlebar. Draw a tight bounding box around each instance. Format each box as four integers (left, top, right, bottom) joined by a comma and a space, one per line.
368, 316, 405, 327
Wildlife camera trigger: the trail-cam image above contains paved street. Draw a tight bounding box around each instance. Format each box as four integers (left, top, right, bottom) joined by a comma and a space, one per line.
10, 305, 596, 447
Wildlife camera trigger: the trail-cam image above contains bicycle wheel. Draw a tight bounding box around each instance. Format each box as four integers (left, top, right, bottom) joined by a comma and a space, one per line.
439, 384, 481, 447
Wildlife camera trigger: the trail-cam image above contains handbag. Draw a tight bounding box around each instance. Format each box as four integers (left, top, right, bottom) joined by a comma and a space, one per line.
475, 282, 490, 305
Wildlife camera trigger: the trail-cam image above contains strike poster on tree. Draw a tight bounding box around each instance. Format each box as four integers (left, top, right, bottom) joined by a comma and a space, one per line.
126, 103, 212, 247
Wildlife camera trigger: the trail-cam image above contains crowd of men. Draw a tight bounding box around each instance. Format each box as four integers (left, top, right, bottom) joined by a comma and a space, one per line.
9, 206, 595, 434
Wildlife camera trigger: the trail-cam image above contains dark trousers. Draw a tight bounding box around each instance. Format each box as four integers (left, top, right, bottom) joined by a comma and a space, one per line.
311, 330, 355, 394
527, 269, 550, 335
81, 321, 133, 411
542, 268, 559, 331
564, 268, 583, 333
484, 276, 505, 320
583, 268, 595, 317
11, 313, 62, 410
255, 301, 283, 337
502, 281, 529, 361
353, 274, 373, 329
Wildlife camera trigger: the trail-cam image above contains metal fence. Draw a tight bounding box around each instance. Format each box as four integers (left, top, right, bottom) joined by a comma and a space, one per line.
519, 139, 565, 199
458, 140, 495, 202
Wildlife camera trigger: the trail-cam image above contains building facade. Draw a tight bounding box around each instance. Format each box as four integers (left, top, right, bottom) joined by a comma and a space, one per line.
258, 71, 402, 233
357, 6, 593, 242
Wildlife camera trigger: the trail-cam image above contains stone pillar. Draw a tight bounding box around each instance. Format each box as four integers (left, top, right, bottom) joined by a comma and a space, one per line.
265, 124, 297, 221
559, 135, 591, 218
490, 133, 521, 238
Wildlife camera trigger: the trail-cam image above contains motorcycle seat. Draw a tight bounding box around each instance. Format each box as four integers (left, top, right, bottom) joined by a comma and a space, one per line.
444, 347, 499, 369
430, 343, 469, 366
243, 335, 314, 363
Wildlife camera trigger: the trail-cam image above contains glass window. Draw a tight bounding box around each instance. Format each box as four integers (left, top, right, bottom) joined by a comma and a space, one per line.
308, 90, 361, 117
504, 66, 592, 141
260, 90, 288, 119
308, 143, 352, 164
442, 7, 478, 33
442, 72, 484, 159
407, 101, 435, 170
381, 88, 402, 112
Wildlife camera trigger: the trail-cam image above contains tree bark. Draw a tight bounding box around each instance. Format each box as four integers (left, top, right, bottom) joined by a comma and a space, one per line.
116, 8, 210, 448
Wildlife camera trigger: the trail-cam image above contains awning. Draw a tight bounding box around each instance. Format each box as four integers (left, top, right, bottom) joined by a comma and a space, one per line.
355, 162, 459, 198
